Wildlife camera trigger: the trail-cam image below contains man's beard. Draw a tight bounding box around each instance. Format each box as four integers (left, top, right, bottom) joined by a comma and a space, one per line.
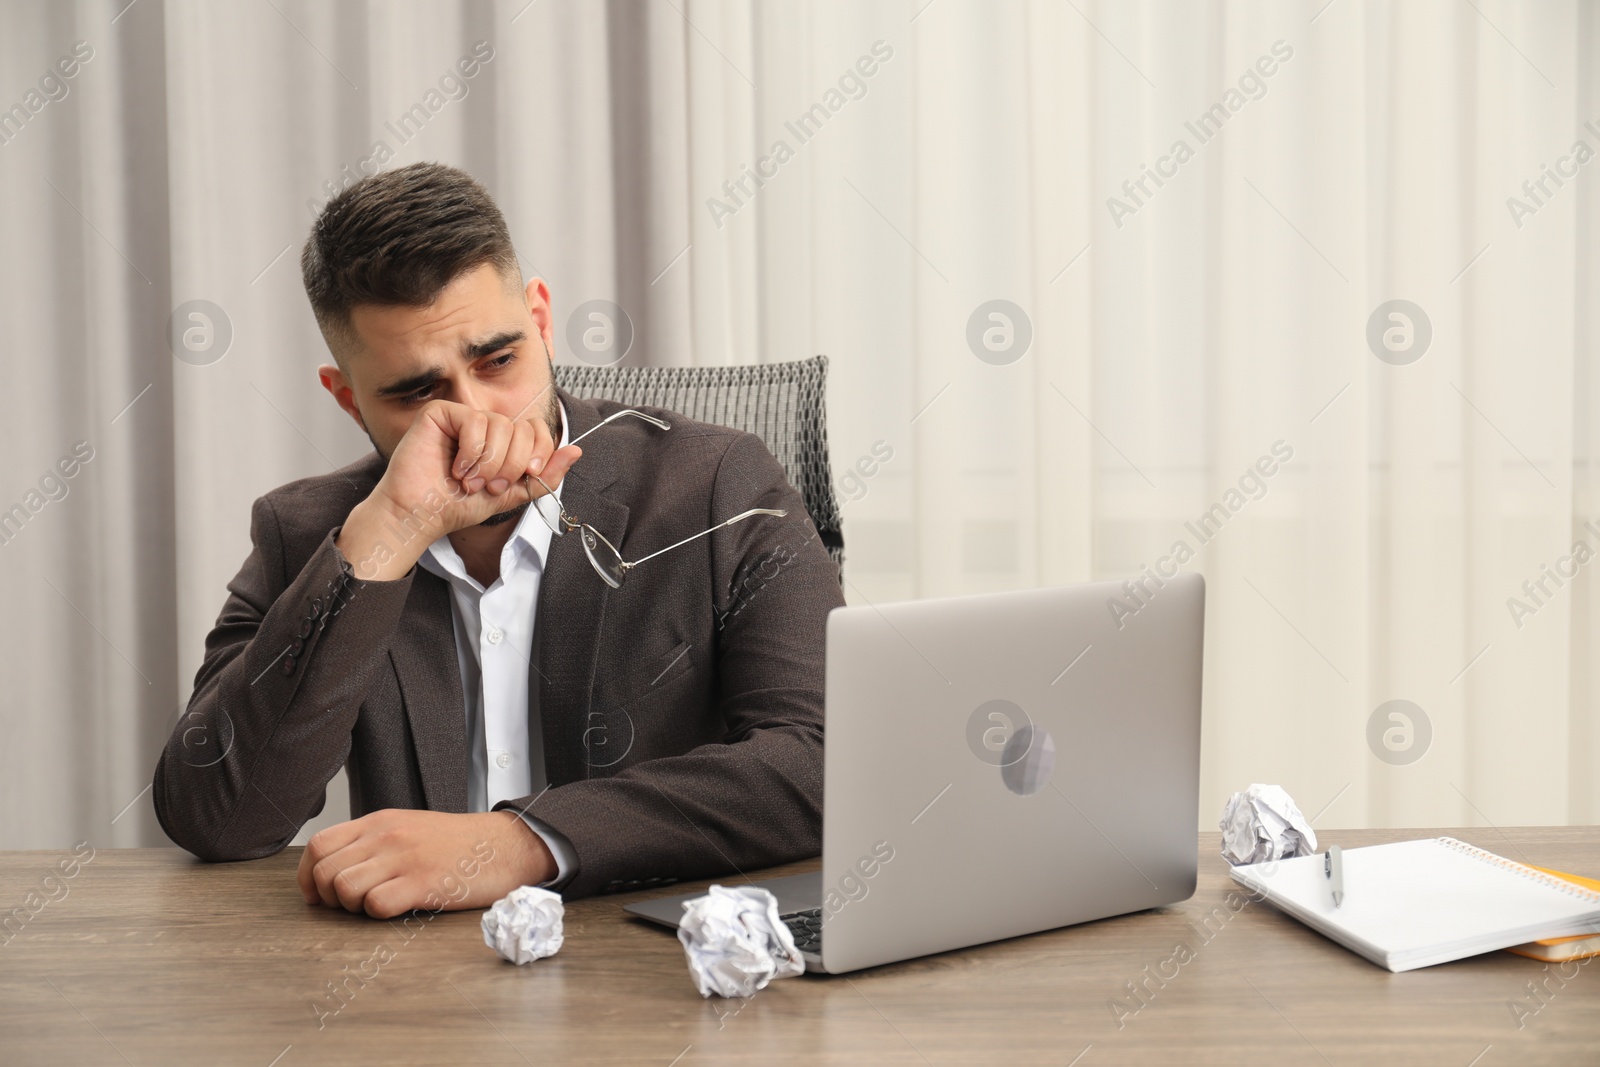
365, 385, 562, 530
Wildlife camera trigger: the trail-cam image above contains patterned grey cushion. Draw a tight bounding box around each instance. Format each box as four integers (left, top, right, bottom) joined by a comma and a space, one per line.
554, 355, 844, 574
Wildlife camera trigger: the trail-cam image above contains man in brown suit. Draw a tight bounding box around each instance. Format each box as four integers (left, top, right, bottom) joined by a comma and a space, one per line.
153, 162, 842, 915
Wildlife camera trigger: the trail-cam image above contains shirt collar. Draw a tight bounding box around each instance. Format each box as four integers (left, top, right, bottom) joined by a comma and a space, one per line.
417, 399, 569, 590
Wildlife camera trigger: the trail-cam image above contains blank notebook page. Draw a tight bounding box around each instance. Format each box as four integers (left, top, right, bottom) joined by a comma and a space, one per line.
1230, 837, 1600, 972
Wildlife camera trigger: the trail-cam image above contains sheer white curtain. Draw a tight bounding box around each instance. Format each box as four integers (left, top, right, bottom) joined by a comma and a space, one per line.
779, 0, 1599, 832
1, 0, 1594, 849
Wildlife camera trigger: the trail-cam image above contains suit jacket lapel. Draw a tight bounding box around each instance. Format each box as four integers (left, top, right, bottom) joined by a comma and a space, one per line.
390, 568, 470, 812
536, 391, 629, 787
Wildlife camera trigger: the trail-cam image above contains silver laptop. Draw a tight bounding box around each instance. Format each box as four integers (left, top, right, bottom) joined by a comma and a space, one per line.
625, 573, 1206, 974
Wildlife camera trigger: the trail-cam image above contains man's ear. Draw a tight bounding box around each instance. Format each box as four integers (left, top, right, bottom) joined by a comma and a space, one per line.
524, 276, 554, 359
318, 364, 367, 432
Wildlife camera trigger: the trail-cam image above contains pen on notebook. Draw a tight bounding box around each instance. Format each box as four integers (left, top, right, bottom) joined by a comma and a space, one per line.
1325, 845, 1343, 908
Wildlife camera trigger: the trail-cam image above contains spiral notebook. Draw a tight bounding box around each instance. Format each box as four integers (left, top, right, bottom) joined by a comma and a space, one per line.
1230, 837, 1600, 972
1505, 865, 1600, 961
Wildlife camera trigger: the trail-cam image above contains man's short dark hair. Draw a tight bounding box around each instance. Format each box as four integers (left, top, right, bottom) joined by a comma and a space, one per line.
301, 161, 521, 368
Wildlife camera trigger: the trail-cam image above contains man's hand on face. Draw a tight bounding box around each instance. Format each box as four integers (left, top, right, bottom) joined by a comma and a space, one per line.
337, 399, 582, 580
295, 809, 555, 918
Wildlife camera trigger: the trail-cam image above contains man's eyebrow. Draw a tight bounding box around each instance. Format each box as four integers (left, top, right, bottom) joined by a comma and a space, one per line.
374, 369, 443, 399
463, 329, 525, 360
374, 329, 527, 398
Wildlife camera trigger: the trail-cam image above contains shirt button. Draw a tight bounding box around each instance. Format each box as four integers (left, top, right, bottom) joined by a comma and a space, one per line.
495, 752, 512, 769
486, 627, 503, 645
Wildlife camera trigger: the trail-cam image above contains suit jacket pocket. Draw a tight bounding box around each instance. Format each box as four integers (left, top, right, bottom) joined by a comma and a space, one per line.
610, 638, 694, 705
601, 639, 694, 703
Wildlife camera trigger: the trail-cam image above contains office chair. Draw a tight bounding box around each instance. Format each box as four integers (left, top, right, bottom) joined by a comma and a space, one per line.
553, 355, 845, 575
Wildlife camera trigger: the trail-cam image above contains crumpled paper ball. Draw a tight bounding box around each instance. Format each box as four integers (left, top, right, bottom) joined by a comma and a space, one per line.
481, 885, 564, 964
1219, 783, 1318, 866
677, 884, 805, 998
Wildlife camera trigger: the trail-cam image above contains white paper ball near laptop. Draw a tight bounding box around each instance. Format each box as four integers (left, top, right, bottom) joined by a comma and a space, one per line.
626, 573, 1207, 974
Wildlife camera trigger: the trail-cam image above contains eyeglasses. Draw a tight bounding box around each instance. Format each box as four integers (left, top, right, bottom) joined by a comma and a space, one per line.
567, 407, 673, 446
530, 408, 787, 587
531, 409, 667, 544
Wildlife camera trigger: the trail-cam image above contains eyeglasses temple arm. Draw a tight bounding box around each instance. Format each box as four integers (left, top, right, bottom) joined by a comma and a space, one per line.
568, 409, 672, 447
626, 508, 787, 567
527, 472, 574, 525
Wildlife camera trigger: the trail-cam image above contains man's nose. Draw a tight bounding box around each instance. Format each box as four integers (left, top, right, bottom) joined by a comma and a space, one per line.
452, 375, 485, 411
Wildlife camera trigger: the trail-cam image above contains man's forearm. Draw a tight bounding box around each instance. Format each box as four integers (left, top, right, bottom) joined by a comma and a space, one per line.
155, 502, 417, 862
498, 713, 823, 898
335, 493, 435, 582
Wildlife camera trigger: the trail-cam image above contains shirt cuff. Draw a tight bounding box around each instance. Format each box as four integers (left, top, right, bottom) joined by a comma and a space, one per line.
517, 812, 577, 890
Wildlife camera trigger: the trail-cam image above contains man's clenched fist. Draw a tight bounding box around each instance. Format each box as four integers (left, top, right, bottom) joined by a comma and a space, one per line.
336, 397, 581, 581
296, 809, 555, 919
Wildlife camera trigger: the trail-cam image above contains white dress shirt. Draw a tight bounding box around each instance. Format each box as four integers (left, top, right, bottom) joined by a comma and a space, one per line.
415, 402, 577, 889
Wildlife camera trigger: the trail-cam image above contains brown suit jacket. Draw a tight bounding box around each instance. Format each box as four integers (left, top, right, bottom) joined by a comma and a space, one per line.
153, 389, 843, 898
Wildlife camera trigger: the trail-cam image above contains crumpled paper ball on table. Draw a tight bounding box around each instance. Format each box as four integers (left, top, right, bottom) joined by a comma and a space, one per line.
482, 885, 565, 964
1219, 783, 1318, 866
677, 884, 805, 998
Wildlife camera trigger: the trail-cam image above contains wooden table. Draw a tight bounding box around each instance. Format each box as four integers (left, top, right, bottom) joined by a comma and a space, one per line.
2, 827, 1598, 1065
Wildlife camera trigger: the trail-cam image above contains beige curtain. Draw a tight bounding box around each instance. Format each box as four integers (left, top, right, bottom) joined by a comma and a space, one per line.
1, 0, 1594, 849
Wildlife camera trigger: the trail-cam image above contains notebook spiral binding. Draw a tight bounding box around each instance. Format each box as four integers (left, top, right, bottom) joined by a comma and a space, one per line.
1438, 837, 1600, 904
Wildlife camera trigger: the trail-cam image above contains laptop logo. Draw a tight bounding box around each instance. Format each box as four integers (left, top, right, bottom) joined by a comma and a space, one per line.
966, 699, 1055, 796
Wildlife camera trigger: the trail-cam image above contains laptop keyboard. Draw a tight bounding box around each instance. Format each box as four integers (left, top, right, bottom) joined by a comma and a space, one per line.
780, 908, 823, 953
